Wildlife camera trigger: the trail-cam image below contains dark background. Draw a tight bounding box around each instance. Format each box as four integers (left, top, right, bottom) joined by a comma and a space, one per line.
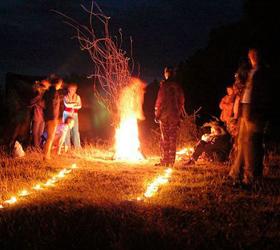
1, 0, 279, 142
0, 0, 243, 84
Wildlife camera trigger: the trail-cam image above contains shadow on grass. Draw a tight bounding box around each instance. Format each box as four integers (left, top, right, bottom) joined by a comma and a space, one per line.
1, 198, 280, 250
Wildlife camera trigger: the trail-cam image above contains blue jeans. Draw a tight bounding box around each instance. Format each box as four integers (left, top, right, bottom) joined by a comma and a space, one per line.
63, 112, 81, 148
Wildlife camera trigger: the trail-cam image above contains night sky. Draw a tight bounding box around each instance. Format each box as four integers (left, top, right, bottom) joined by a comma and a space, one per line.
0, 0, 243, 84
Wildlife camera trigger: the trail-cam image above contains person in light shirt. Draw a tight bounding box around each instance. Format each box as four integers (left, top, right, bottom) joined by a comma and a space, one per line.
63, 83, 82, 149
184, 122, 231, 165
229, 48, 271, 188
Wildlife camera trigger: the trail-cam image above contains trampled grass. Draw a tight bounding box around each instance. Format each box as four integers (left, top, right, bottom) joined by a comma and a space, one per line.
0, 146, 280, 250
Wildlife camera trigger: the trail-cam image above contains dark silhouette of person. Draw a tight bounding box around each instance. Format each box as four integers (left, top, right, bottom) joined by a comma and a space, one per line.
154, 66, 185, 167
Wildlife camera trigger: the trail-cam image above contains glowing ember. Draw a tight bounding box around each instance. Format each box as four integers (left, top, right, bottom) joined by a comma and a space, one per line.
143, 168, 173, 198
4, 196, 17, 204
0, 204, 3, 209
19, 190, 30, 197
115, 78, 145, 161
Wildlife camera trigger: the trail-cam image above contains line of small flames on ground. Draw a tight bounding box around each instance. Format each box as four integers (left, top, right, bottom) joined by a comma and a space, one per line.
136, 147, 194, 200
137, 168, 173, 200
0, 163, 78, 210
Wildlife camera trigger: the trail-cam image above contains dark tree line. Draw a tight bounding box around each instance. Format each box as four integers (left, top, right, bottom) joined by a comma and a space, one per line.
177, 0, 280, 117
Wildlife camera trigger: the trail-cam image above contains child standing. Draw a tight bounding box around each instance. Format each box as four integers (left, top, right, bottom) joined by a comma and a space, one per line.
63, 83, 82, 149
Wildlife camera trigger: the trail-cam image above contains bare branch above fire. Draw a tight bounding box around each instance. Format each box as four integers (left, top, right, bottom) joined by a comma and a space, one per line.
53, 1, 134, 119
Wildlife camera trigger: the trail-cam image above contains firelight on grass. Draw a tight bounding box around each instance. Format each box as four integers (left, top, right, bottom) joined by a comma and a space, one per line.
0, 163, 78, 210
138, 168, 173, 199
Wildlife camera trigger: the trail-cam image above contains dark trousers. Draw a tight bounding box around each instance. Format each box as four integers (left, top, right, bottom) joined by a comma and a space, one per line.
192, 141, 219, 161
160, 121, 178, 165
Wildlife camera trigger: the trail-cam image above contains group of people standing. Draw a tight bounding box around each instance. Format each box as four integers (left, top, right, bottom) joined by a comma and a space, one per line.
218, 47, 271, 187
30, 76, 82, 160
155, 47, 272, 188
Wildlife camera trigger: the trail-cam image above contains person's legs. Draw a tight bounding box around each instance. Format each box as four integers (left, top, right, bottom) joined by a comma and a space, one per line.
192, 141, 207, 161
43, 120, 58, 159
72, 114, 81, 148
243, 116, 264, 185
32, 121, 40, 147
63, 112, 71, 148
33, 120, 44, 148
39, 121, 45, 141
168, 123, 178, 165
229, 118, 245, 180
159, 122, 170, 165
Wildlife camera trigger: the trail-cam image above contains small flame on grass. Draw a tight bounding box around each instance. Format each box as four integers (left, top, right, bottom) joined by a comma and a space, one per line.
143, 168, 173, 198
33, 184, 43, 190
0, 163, 77, 210
176, 147, 194, 156
44, 179, 56, 187
4, 196, 17, 204
71, 163, 77, 169
19, 189, 30, 197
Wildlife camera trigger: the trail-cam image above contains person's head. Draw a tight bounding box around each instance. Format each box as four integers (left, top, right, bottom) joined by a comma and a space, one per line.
50, 77, 63, 90
41, 79, 51, 90
226, 86, 233, 95
65, 116, 75, 129
68, 83, 78, 95
164, 66, 174, 80
248, 48, 260, 68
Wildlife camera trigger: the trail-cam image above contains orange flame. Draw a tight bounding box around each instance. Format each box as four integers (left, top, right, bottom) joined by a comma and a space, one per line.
115, 78, 146, 161
176, 146, 194, 157
142, 168, 173, 198
4, 196, 17, 204
19, 189, 30, 197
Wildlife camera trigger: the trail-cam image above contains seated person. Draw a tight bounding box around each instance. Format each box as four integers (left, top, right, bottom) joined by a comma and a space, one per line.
41, 116, 75, 155
185, 121, 231, 165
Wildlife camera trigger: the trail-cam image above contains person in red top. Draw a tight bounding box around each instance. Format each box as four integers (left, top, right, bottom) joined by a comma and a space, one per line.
154, 66, 185, 167
219, 86, 235, 124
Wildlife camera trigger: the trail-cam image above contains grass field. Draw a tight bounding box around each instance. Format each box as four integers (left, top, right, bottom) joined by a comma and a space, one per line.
1, 146, 280, 250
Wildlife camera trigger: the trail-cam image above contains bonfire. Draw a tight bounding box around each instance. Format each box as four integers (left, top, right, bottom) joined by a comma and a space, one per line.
55, 2, 145, 161
115, 78, 146, 161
